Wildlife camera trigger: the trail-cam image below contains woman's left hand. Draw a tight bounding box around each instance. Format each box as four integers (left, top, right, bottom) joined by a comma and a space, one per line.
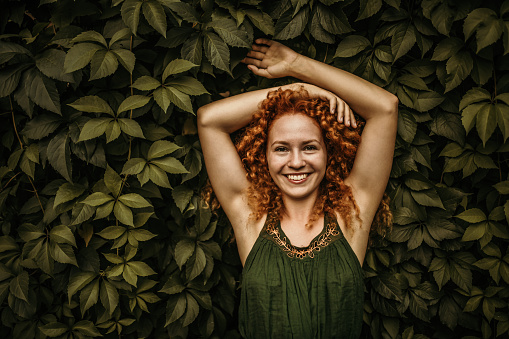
288, 83, 357, 128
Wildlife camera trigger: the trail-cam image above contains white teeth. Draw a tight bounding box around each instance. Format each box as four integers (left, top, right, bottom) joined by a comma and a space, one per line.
287, 174, 307, 181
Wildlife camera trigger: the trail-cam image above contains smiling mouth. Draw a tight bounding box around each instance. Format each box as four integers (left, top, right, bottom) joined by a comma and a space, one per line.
285, 174, 309, 181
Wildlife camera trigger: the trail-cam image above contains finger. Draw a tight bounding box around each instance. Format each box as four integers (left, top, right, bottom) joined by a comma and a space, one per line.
245, 50, 266, 60
255, 38, 273, 46
242, 57, 263, 68
336, 99, 345, 123
329, 97, 336, 114
350, 109, 357, 128
251, 44, 269, 53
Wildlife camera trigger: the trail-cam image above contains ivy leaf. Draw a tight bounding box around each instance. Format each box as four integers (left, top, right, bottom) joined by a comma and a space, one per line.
72, 30, 108, 46
172, 185, 193, 213
114, 201, 134, 226
357, 0, 382, 21
118, 118, 145, 138
48, 131, 72, 182
147, 164, 172, 188
64, 43, 103, 73
111, 49, 136, 73
445, 50, 473, 93
117, 95, 151, 114
0, 41, 31, 64
166, 76, 209, 96
153, 87, 173, 112
22, 113, 62, 140
24, 68, 61, 115
181, 34, 203, 65
397, 110, 417, 143
334, 35, 371, 58
464, 8, 503, 52
245, 9, 275, 35
122, 158, 147, 175
165, 294, 186, 326
35, 49, 75, 83
100, 279, 119, 315
121, 0, 142, 36
274, 7, 309, 40
391, 21, 416, 61
166, 86, 193, 113
78, 118, 112, 141
162, 59, 197, 82
182, 292, 200, 326
82, 192, 114, 206
147, 140, 181, 160
476, 104, 497, 146
90, 50, 119, 80
118, 193, 152, 208
10, 271, 29, 302
209, 18, 251, 48
165, 2, 200, 23
204, 32, 230, 74
50, 225, 76, 247
182, 148, 202, 182
132, 75, 161, 91
456, 208, 487, 223
68, 271, 97, 303
39, 322, 69, 337
69, 96, 114, 115
79, 278, 100, 315
104, 165, 122, 197
0, 64, 27, 98
151, 157, 188, 174
142, 0, 167, 37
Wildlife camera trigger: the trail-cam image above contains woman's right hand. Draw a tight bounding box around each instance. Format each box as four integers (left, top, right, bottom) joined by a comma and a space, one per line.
241, 38, 301, 79
288, 83, 357, 128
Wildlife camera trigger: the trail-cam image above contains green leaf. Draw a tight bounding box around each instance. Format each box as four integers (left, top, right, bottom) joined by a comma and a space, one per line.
496, 103, 509, 142
166, 2, 200, 23
415, 91, 444, 112
117, 95, 151, 114
64, 43, 103, 73
22, 113, 62, 140
445, 50, 473, 93
165, 294, 186, 325
118, 193, 152, 208
35, 49, 75, 83
72, 30, 108, 46
72, 320, 101, 336
182, 148, 202, 182
25, 68, 61, 114
105, 121, 121, 143
50, 225, 76, 247
151, 156, 188, 174
357, 0, 382, 21
100, 280, 119, 315
494, 181, 509, 194
80, 278, 100, 315
114, 201, 134, 226
175, 239, 195, 268
153, 87, 173, 112
456, 208, 487, 223
209, 18, 251, 48
69, 95, 114, 115
48, 131, 72, 182
204, 32, 230, 74
476, 104, 497, 146
121, 0, 143, 36
68, 271, 97, 302
147, 140, 181, 160
90, 50, 119, 80
391, 21, 416, 61
82, 192, 114, 206
147, 164, 172, 188
182, 292, 200, 326
166, 86, 193, 113
51, 242, 78, 265
132, 76, 161, 91
97, 226, 126, 240
121, 158, 147, 175
186, 246, 206, 280
111, 49, 135, 74
162, 59, 197, 82
54, 183, 85, 207
181, 34, 203, 66
0, 42, 31, 64
78, 118, 112, 141
274, 7, 309, 40
431, 38, 463, 61
127, 261, 156, 276
245, 9, 275, 35
166, 76, 208, 96
397, 110, 417, 143
142, 0, 167, 37
39, 322, 69, 337
459, 88, 491, 110
118, 118, 145, 138
172, 185, 194, 213
0, 64, 26, 98
10, 271, 29, 302
464, 8, 503, 52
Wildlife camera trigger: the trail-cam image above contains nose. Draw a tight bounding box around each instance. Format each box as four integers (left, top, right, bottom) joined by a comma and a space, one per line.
288, 151, 305, 169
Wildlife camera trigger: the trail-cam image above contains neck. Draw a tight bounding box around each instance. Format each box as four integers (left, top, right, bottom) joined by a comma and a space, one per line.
280, 193, 319, 224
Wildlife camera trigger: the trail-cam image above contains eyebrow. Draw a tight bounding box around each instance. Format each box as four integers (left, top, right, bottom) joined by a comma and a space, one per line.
270, 139, 321, 147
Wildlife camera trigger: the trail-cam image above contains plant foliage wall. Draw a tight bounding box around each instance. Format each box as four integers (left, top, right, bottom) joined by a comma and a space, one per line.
0, 0, 508, 338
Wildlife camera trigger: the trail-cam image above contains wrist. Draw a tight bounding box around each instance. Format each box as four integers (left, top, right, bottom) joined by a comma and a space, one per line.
287, 54, 314, 80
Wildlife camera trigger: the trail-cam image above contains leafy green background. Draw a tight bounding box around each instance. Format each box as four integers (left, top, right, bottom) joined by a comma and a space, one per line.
0, 0, 508, 338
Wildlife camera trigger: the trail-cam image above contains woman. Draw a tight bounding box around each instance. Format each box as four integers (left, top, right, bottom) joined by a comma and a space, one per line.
197, 39, 398, 338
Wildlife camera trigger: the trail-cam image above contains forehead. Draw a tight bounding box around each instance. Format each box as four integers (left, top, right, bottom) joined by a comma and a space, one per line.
268, 113, 323, 143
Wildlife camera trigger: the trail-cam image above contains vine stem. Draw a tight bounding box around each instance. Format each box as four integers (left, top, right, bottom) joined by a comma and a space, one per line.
120, 34, 135, 195
10, 95, 23, 149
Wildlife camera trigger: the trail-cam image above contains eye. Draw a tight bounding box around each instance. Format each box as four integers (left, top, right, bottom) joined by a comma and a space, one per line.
303, 145, 318, 151
274, 146, 288, 152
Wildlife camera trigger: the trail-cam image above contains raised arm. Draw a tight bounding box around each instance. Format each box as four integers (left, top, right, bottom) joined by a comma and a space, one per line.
243, 39, 399, 227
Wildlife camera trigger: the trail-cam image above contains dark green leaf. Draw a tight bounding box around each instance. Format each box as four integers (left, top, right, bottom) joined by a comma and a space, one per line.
204, 32, 230, 74
64, 43, 103, 73
48, 131, 72, 181
142, 0, 167, 37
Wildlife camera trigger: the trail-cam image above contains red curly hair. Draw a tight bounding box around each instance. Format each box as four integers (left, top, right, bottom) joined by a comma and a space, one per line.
205, 87, 392, 238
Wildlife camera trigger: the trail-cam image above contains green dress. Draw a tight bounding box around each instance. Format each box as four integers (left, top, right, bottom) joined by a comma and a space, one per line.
239, 212, 364, 339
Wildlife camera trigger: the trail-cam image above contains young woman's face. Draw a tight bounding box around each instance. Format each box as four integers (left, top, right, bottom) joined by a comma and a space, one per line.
266, 113, 327, 202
